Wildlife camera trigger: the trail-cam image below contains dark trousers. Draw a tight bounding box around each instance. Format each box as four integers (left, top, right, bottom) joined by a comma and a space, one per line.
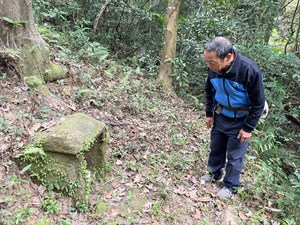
208, 113, 249, 192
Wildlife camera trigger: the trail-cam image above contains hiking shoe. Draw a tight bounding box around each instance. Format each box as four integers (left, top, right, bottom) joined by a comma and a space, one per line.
200, 173, 223, 182
217, 187, 233, 199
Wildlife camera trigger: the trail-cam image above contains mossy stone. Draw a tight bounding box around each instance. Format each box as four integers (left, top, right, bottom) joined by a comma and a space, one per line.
45, 62, 67, 82
24, 76, 44, 89
23, 113, 108, 205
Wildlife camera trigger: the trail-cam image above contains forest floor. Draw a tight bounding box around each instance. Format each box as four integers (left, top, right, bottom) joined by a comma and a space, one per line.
0, 59, 279, 225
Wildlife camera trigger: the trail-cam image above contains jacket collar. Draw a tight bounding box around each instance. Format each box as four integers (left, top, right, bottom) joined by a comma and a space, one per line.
224, 49, 239, 74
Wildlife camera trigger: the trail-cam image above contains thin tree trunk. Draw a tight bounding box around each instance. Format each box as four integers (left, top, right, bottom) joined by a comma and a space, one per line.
158, 0, 180, 95
294, 16, 300, 55
284, 0, 300, 54
93, 0, 111, 32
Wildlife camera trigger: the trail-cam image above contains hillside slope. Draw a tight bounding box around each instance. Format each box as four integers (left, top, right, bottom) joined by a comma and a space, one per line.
0, 60, 274, 224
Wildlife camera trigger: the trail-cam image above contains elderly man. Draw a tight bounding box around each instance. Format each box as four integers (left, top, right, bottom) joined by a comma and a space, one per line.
201, 37, 265, 198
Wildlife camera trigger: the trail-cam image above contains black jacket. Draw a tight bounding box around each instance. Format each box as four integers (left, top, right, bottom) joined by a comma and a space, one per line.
205, 50, 265, 132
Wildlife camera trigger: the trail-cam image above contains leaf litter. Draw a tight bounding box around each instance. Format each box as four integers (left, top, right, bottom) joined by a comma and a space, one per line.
0, 61, 276, 224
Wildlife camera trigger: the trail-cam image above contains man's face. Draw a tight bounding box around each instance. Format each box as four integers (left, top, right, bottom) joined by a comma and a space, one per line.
203, 50, 232, 72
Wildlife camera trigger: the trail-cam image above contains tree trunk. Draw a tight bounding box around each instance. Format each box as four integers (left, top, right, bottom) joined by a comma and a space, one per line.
294, 15, 300, 56
0, 0, 45, 47
0, 0, 66, 81
158, 0, 180, 95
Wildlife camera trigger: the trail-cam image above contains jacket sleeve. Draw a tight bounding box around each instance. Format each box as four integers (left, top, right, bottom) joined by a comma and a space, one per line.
242, 70, 265, 132
205, 76, 215, 117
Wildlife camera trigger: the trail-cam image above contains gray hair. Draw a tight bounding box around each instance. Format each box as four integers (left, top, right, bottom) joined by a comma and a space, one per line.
204, 37, 233, 59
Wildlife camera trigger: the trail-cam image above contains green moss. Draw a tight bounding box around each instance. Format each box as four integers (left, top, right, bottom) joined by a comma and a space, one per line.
22, 138, 104, 211
24, 145, 45, 156
19, 45, 49, 79
31, 46, 47, 64
24, 76, 44, 89
45, 62, 66, 82
22, 148, 81, 200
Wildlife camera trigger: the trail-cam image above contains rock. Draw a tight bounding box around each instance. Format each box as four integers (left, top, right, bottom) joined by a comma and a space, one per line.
44, 62, 68, 82
22, 113, 108, 208
24, 76, 44, 89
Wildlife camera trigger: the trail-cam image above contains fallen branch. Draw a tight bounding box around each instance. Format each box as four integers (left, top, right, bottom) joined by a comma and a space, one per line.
285, 112, 300, 127
93, 0, 110, 32
284, 102, 300, 127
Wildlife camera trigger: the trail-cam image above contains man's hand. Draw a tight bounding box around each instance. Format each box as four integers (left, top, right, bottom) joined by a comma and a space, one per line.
237, 129, 252, 143
205, 117, 214, 129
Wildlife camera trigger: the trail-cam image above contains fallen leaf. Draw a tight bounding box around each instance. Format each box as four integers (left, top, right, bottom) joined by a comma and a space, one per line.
143, 202, 153, 210
116, 159, 123, 166
186, 190, 198, 201
110, 209, 119, 217
215, 211, 223, 216
134, 174, 142, 183
62, 86, 72, 96
61, 203, 68, 215
194, 209, 201, 219
163, 205, 170, 214
145, 183, 154, 190
143, 188, 150, 193
238, 211, 247, 220
191, 176, 198, 184
199, 196, 212, 202
264, 207, 281, 212
31, 123, 41, 132
174, 185, 185, 195
112, 196, 123, 202
89, 198, 96, 207
111, 181, 121, 189
30, 196, 41, 206
245, 210, 253, 217
37, 185, 46, 195
124, 182, 134, 188
104, 191, 113, 199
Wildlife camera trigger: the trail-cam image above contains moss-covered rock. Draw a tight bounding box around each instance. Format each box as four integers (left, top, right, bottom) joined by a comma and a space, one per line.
24, 76, 44, 89
23, 113, 108, 209
44, 62, 68, 82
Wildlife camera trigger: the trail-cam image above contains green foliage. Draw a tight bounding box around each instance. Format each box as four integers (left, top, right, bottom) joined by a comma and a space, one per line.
30, 0, 300, 223
170, 58, 190, 92
0, 117, 11, 132
13, 206, 32, 224
23, 145, 45, 156
91, 0, 164, 58
36, 217, 53, 225
246, 153, 300, 223
42, 192, 61, 214
2, 17, 28, 26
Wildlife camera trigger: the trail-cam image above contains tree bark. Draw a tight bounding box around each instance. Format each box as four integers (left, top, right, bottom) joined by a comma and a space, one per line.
294, 15, 300, 55
0, 0, 66, 81
158, 0, 180, 95
0, 0, 45, 48
93, 0, 111, 32
284, 0, 300, 54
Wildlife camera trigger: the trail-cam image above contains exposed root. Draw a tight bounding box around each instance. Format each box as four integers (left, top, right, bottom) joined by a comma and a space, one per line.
0, 50, 20, 78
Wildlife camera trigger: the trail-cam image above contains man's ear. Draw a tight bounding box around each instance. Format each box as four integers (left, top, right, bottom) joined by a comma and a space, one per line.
224, 53, 233, 63
225, 53, 232, 60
